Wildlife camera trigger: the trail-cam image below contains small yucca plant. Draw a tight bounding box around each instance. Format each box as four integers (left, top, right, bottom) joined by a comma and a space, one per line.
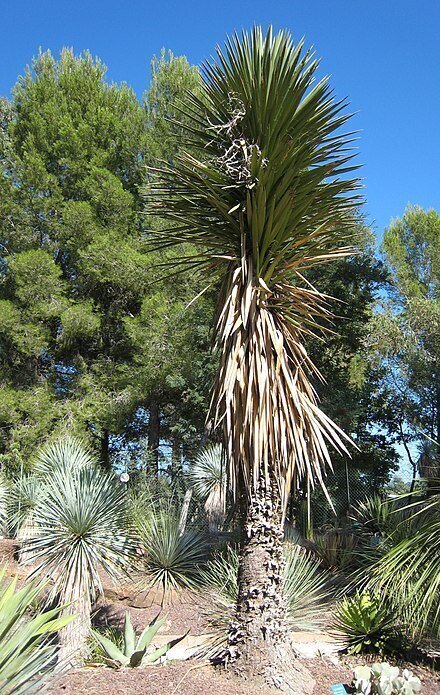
136, 507, 208, 597
24, 439, 137, 664
189, 444, 227, 531
9, 474, 42, 539
91, 612, 187, 667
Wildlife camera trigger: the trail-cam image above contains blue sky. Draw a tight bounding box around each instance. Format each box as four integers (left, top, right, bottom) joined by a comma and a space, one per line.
1, 1, 439, 243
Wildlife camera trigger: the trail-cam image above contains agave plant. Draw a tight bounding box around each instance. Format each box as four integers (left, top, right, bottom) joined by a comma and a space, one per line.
91, 612, 186, 667
332, 591, 399, 655
0, 566, 74, 694
136, 507, 208, 597
147, 25, 359, 683
24, 439, 136, 664
189, 444, 227, 531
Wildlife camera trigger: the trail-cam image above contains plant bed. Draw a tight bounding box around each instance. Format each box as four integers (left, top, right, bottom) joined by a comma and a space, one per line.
46, 656, 434, 695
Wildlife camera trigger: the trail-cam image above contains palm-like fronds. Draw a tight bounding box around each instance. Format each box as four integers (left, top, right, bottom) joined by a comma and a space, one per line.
147, 26, 360, 505
0, 567, 74, 694
366, 493, 440, 640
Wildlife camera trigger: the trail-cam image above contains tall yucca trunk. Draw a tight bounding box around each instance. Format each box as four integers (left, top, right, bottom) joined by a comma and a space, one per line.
57, 579, 92, 667
227, 471, 314, 692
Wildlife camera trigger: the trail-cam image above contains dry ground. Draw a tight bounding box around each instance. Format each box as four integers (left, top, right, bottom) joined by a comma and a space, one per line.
1, 539, 438, 694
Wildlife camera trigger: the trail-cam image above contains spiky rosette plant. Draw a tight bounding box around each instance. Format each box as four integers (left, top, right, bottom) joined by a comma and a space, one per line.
147, 26, 360, 690
24, 440, 136, 664
189, 444, 227, 530
135, 506, 208, 597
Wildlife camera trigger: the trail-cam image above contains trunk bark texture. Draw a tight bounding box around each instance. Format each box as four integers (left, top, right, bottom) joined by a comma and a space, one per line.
148, 401, 160, 474
100, 429, 111, 470
58, 583, 92, 667
227, 474, 314, 693
178, 488, 193, 536
17, 512, 37, 565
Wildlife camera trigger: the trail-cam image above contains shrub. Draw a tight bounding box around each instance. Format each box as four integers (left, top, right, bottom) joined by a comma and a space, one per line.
91, 612, 186, 667
332, 591, 400, 655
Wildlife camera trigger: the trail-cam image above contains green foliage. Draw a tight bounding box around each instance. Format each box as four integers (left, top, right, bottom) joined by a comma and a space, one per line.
135, 507, 209, 595
366, 493, 440, 640
0, 48, 149, 468
188, 444, 225, 502
0, 47, 213, 474
351, 495, 399, 537
333, 591, 399, 655
314, 530, 359, 571
0, 566, 74, 694
367, 205, 440, 483
353, 663, 422, 694
25, 439, 136, 602
145, 49, 201, 164
91, 612, 186, 667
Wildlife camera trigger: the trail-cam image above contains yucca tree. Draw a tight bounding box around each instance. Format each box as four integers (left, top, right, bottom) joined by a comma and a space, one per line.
148, 27, 360, 689
25, 440, 136, 665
